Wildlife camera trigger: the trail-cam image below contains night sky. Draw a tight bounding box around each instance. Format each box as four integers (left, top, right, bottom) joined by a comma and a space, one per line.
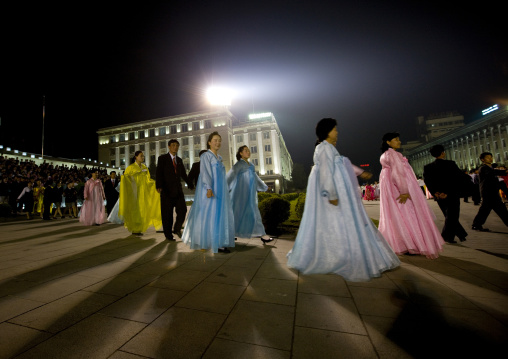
1, 1, 507, 177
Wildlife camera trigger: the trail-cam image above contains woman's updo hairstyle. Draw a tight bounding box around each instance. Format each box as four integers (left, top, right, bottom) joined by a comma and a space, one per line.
315, 118, 337, 147
206, 131, 221, 149
131, 150, 143, 164
380, 132, 400, 153
236, 145, 249, 161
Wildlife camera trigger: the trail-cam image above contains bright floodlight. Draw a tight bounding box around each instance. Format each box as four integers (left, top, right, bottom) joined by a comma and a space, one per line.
207, 87, 233, 106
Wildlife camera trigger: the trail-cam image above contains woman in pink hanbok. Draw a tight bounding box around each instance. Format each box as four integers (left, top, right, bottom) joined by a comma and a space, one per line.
79, 171, 106, 226
363, 183, 375, 201
378, 133, 444, 259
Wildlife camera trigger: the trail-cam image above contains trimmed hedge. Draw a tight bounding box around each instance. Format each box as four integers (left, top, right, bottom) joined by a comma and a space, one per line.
258, 196, 290, 234
295, 193, 306, 219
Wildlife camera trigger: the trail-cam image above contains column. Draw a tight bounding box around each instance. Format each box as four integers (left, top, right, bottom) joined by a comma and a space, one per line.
257, 130, 265, 174
271, 129, 280, 174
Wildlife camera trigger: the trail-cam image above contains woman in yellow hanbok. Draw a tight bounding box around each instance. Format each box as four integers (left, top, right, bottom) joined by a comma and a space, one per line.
33, 180, 44, 218
119, 151, 162, 235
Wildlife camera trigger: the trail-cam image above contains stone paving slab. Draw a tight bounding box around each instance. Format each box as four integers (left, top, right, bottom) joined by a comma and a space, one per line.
0, 200, 506, 358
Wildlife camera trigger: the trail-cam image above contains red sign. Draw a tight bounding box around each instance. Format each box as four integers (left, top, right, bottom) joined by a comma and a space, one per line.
359, 164, 370, 167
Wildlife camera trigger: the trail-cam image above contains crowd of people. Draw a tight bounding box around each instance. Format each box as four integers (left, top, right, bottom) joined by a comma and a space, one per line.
2, 118, 508, 282
0, 157, 110, 219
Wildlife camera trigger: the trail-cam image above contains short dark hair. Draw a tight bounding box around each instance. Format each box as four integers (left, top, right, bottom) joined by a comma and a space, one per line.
429, 145, 445, 158
479, 152, 492, 160
110, 171, 116, 175
168, 139, 179, 146
199, 150, 207, 157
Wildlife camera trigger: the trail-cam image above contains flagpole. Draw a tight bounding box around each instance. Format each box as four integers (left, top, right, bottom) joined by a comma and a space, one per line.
42, 96, 45, 159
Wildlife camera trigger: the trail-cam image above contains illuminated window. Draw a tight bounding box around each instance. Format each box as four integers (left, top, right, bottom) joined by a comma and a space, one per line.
159, 127, 166, 136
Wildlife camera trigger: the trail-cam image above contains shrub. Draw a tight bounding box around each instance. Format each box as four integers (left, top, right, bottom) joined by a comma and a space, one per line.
281, 193, 299, 202
259, 196, 290, 234
258, 192, 275, 203
295, 193, 306, 219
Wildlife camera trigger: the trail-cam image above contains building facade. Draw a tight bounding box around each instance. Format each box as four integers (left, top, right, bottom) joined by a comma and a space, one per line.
405, 105, 508, 177
97, 109, 292, 193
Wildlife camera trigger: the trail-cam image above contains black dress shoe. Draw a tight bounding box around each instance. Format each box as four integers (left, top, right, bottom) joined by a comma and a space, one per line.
173, 230, 182, 238
218, 247, 230, 253
472, 226, 490, 232
260, 237, 274, 244
166, 237, 175, 241
458, 237, 467, 242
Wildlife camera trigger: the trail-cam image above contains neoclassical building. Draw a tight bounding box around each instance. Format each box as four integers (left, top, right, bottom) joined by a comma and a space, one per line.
97, 109, 293, 193
405, 105, 508, 177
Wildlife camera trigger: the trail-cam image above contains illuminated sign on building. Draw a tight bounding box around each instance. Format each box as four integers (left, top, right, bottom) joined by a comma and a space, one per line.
249, 112, 272, 120
482, 104, 498, 115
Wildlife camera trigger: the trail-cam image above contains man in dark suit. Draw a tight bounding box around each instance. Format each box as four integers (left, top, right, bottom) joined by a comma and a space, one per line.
187, 149, 207, 188
423, 145, 470, 243
471, 152, 508, 231
104, 171, 119, 214
156, 139, 194, 241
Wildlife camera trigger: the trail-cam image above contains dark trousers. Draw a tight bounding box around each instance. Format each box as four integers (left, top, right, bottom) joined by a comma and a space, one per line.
42, 201, 52, 220
437, 196, 467, 241
472, 185, 481, 204
160, 193, 187, 239
472, 197, 508, 227
106, 194, 118, 214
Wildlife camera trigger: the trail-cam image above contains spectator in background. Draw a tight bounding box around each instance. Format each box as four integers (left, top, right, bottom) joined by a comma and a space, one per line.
187, 150, 208, 189
472, 153, 508, 231
79, 171, 106, 226
17, 181, 34, 219
64, 182, 78, 218
52, 181, 64, 219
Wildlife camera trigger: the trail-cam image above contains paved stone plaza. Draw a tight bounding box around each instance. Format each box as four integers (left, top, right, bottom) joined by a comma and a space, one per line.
0, 200, 507, 358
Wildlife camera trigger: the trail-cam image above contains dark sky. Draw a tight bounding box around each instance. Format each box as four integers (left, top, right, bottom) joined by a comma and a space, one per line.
1, 1, 507, 177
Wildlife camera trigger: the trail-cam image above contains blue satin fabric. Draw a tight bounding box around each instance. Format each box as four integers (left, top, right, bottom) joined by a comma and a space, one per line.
182, 150, 235, 253
287, 141, 400, 282
227, 160, 268, 238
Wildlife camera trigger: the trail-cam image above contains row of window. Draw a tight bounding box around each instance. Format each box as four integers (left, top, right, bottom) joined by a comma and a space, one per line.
236, 131, 271, 143
110, 120, 212, 143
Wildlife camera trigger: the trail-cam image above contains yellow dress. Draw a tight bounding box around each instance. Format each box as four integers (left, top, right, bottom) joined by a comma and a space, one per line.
33, 186, 44, 214
119, 162, 162, 233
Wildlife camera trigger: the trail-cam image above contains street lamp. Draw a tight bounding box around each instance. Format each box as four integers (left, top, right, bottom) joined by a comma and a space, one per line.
206, 87, 233, 107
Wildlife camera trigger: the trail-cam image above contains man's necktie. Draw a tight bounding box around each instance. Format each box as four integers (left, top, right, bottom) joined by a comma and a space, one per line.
173, 157, 177, 174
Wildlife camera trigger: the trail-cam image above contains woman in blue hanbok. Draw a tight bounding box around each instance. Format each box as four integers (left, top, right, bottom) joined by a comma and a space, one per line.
287, 118, 400, 282
227, 145, 273, 243
182, 131, 235, 253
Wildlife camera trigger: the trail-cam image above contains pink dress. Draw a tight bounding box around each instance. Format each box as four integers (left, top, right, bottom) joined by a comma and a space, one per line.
379, 148, 444, 259
363, 185, 375, 200
79, 178, 106, 226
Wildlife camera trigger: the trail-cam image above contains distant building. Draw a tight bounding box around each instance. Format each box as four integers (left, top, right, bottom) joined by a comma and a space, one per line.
96, 109, 292, 193
405, 105, 508, 176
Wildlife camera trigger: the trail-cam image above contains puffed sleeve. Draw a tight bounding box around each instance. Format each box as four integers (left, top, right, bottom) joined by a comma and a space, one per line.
200, 154, 214, 191
254, 168, 268, 192
317, 144, 337, 201
387, 149, 409, 194
226, 162, 238, 188
350, 163, 364, 176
